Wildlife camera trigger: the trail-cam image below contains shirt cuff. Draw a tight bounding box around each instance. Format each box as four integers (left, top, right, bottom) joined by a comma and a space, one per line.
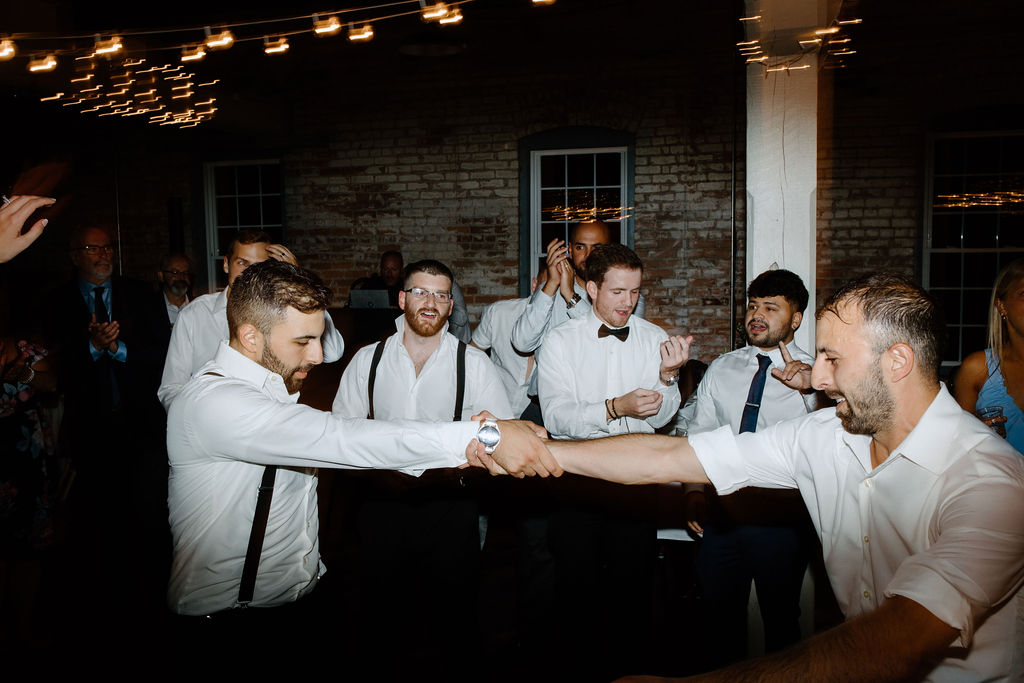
689, 426, 752, 495
396, 421, 477, 476
109, 340, 127, 362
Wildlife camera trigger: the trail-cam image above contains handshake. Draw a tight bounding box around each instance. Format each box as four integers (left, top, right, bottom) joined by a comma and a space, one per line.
465, 412, 562, 478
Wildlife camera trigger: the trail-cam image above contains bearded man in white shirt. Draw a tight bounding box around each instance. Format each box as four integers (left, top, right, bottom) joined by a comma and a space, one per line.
677, 268, 819, 666
535, 273, 1024, 683
332, 259, 511, 679
157, 228, 344, 409
166, 259, 556, 662
536, 242, 690, 677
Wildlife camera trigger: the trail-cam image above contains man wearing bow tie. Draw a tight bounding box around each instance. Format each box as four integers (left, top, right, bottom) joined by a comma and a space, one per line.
536, 242, 689, 677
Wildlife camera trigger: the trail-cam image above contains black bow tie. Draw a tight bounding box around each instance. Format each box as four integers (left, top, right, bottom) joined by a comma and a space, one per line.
598, 324, 629, 342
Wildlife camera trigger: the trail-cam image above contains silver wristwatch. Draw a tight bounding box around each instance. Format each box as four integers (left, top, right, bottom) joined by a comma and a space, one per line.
565, 293, 582, 309
476, 418, 501, 455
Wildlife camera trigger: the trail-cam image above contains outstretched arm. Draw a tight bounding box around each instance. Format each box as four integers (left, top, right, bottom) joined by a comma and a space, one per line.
547, 433, 710, 486
617, 595, 956, 683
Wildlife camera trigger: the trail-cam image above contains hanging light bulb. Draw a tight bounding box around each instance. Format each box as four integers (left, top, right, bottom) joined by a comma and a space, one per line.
28, 54, 58, 73
348, 23, 374, 42
313, 15, 342, 36
0, 38, 16, 61
181, 44, 206, 62
94, 35, 123, 56
264, 36, 289, 54
204, 28, 234, 50
439, 7, 463, 25
421, 1, 449, 21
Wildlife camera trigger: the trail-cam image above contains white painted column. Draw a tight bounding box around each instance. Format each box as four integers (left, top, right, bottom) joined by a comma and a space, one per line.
746, 55, 819, 354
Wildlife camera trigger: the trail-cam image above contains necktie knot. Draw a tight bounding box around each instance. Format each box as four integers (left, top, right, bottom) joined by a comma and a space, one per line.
598, 324, 629, 342
739, 353, 772, 434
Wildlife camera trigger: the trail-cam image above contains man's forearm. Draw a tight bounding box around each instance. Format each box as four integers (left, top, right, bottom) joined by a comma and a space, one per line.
547, 433, 709, 486
684, 596, 956, 683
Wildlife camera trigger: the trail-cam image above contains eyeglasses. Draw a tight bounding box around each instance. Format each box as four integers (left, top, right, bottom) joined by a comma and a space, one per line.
76, 244, 114, 253
403, 287, 452, 303
162, 269, 191, 277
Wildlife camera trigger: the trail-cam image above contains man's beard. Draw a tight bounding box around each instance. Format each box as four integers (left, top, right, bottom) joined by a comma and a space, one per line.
746, 318, 790, 348
405, 305, 447, 337
166, 280, 189, 297
261, 345, 311, 394
832, 361, 894, 436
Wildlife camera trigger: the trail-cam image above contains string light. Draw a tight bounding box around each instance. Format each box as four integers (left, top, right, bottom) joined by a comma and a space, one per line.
28, 54, 57, 73
93, 35, 123, 56
204, 28, 234, 50
313, 15, 342, 36
532, 0, 556, 5
181, 44, 206, 62
439, 7, 463, 25
0, 39, 15, 61
263, 36, 289, 54
348, 23, 374, 42
421, 1, 450, 22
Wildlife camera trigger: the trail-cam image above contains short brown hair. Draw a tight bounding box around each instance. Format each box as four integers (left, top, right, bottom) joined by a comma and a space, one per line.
224, 228, 272, 258
818, 273, 945, 381
585, 243, 642, 286
227, 260, 331, 337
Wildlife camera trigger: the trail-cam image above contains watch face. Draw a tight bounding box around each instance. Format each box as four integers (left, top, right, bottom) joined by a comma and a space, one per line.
478, 425, 500, 448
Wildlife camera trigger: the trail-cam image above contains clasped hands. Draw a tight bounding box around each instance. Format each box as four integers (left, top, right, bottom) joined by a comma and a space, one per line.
89, 314, 120, 353
463, 411, 563, 479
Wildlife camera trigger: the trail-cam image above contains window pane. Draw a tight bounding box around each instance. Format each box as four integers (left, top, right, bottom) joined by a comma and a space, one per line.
540, 155, 564, 188
999, 213, 1024, 247
597, 188, 621, 221
964, 252, 999, 287
214, 166, 235, 195
566, 189, 594, 222
217, 228, 237, 257
566, 154, 593, 188
260, 164, 281, 194
237, 196, 261, 226
596, 153, 621, 186
541, 222, 566, 249
935, 289, 961, 324
216, 197, 237, 227
931, 213, 963, 248
605, 219, 625, 244
963, 289, 992, 325
944, 331, 961, 364
541, 189, 565, 222
262, 196, 282, 226
930, 252, 962, 287
1001, 137, 1024, 173
963, 213, 998, 249
237, 165, 260, 195
964, 137, 1003, 174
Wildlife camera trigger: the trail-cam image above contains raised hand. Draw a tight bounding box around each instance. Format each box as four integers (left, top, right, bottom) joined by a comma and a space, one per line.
0, 195, 56, 263
659, 334, 692, 381
771, 340, 813, 392
266, 243, 298, 266
612, 388, 664, 419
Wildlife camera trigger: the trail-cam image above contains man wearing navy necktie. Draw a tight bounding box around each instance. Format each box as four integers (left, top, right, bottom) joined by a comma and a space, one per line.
676, 268, 819, 667
44, 223, 167, 618
537, 242, 689, 677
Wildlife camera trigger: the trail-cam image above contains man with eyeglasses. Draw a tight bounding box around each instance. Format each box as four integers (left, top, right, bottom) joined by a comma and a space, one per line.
45, 223, 168, 618
332, 258, 512, 678
156, 252, 193, 328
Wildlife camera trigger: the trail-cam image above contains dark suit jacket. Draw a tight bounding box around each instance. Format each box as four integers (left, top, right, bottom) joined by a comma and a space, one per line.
44, 276, 167, 454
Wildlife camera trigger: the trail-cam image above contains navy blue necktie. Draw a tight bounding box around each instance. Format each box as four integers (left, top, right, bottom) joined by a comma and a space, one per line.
93, 286, 109, 323
739, 354, 772, 434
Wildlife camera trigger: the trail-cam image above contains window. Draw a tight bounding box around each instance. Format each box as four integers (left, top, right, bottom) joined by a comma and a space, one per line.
924, 132, 1024, 365
203, 161, 283, 289
519, 128, 635, 295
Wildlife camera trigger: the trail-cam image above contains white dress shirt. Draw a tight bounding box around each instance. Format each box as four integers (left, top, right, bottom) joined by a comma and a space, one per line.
472, 297, 534, 417
333, 317, 512, 421
512, 281, 646, 396
167, 341, 477, 616
164, 292, 188, 327
537, 309, 679, 440
690, 385, 1024, 682
158, 290, 345, 410
677, 342, 817, 435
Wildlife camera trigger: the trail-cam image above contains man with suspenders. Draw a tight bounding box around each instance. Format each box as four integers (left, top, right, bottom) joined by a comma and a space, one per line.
333, 259, 512, 680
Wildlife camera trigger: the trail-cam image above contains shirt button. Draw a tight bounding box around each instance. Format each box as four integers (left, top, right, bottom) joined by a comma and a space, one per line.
863, 590, 871, 599
863, 535, 869, 543
864, 479, 873, 488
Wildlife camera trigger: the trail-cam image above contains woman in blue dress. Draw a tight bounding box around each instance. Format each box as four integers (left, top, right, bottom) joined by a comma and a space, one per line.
955, 258, 1024, 454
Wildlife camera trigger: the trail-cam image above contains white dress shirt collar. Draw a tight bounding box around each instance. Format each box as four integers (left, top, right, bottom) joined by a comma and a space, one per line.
213, 340, 298, 403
